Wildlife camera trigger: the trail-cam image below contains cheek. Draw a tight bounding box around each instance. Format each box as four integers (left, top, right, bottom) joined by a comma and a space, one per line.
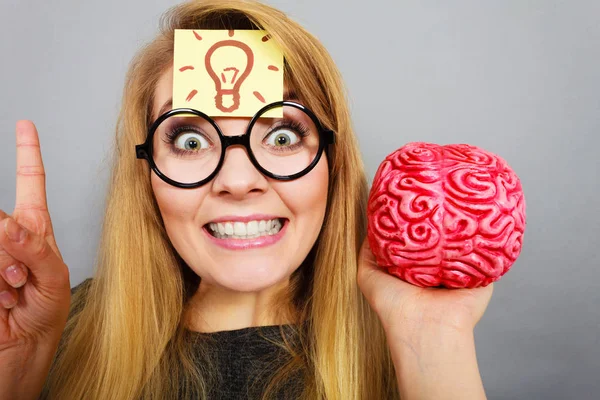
280, 157, 329, 229
151, 174, 203, 226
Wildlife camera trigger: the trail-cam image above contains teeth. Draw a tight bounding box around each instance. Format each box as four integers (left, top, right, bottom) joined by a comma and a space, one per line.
234, 222, 246, 236
247, 221, 258, 235
208, 218, 283, 239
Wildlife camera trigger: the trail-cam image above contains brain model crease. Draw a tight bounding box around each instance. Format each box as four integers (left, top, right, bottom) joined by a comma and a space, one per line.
367, 142, 526, 289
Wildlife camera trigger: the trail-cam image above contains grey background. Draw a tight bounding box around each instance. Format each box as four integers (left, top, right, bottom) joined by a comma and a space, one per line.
1, 0, 598, 398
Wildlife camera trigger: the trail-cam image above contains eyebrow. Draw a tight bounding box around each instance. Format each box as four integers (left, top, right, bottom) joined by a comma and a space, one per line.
154, 88, 299, 120
284, 88, 298, 101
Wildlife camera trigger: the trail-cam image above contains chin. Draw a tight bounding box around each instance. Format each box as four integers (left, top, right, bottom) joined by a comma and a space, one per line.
206, 262, 291, 293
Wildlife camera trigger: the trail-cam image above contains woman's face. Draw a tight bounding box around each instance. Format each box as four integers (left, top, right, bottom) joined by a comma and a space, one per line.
150, 67, 329, 293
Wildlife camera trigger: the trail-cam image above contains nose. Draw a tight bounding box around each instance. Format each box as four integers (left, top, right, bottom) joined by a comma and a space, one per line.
210, 142, 269, 199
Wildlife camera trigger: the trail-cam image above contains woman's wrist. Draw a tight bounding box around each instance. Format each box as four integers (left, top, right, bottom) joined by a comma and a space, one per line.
385, 324, 487, 400
1, 338, 59, 400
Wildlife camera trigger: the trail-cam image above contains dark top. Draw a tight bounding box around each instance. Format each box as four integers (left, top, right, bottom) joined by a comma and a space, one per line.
69, 279, 305, 399
192, 324, 304, 399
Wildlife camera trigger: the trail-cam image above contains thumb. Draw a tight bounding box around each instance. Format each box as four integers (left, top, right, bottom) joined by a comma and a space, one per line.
357, 237, 394, 308
0, 217, 70, 292
357, 237, 420, 317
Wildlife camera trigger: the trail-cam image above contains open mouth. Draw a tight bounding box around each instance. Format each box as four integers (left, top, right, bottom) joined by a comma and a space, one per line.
204, 218, 287, 239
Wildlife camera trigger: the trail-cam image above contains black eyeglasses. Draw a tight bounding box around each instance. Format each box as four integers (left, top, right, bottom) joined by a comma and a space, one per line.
135, 101, 335, 189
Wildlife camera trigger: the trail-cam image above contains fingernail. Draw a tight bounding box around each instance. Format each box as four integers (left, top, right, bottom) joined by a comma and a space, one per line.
5, 264, 27, 288
0, 290, 17, 309
4, 219, 26, 242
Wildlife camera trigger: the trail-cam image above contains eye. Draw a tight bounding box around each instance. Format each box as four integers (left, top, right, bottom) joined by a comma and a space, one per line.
173, 132, 210, 151
264, 128, 301, 147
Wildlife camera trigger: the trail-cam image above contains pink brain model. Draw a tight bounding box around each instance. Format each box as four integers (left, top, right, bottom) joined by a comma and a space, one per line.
367, 142, 526, 289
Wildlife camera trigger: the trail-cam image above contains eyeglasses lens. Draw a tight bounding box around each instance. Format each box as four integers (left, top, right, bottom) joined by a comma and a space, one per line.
151, 105, 321, 184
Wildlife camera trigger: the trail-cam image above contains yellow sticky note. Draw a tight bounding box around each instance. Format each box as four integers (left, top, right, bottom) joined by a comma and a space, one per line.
173, 29, 284, 117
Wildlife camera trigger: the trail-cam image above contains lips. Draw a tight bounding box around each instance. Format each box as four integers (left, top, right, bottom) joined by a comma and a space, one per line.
203, 218, 287, 238
202, 218, 289, 250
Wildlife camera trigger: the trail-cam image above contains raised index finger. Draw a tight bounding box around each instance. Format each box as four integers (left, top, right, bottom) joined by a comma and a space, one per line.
14, 120, 48, 213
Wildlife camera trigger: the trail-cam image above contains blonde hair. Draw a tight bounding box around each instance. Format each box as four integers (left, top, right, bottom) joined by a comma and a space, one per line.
42, 1, 399, 399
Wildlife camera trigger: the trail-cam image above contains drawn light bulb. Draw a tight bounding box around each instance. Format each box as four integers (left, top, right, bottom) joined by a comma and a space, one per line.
205, 40, 255, 113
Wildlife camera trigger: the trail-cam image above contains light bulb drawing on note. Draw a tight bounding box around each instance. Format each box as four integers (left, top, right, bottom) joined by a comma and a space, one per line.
205, 40, 254, 113
173, 29, 283, 117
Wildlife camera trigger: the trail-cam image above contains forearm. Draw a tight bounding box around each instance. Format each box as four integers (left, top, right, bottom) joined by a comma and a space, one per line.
387, 326, 487, 400
1, 340, 58, 400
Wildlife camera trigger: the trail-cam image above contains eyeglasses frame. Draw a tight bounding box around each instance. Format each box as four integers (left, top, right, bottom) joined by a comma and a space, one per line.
135, 100, 336, 189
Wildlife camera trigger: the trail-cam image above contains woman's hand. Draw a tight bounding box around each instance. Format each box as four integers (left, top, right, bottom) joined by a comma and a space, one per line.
0, 120, 71, 400
357, 236, 493, 399
357, 236, 493, 337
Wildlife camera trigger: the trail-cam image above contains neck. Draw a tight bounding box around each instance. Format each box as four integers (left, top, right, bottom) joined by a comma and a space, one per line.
183, 278, 297, 333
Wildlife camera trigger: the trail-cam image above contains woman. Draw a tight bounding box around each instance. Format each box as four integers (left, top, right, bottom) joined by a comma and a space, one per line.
0, 1, 494, 399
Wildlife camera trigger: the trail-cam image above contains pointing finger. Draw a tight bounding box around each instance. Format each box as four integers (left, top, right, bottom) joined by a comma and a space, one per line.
14, 120, 49, 215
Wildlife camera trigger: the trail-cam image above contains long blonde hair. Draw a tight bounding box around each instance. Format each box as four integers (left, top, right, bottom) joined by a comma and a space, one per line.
42, 1, 399, 399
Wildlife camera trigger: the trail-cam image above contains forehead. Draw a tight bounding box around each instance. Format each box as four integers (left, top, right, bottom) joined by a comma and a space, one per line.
151, 67, 296, 122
